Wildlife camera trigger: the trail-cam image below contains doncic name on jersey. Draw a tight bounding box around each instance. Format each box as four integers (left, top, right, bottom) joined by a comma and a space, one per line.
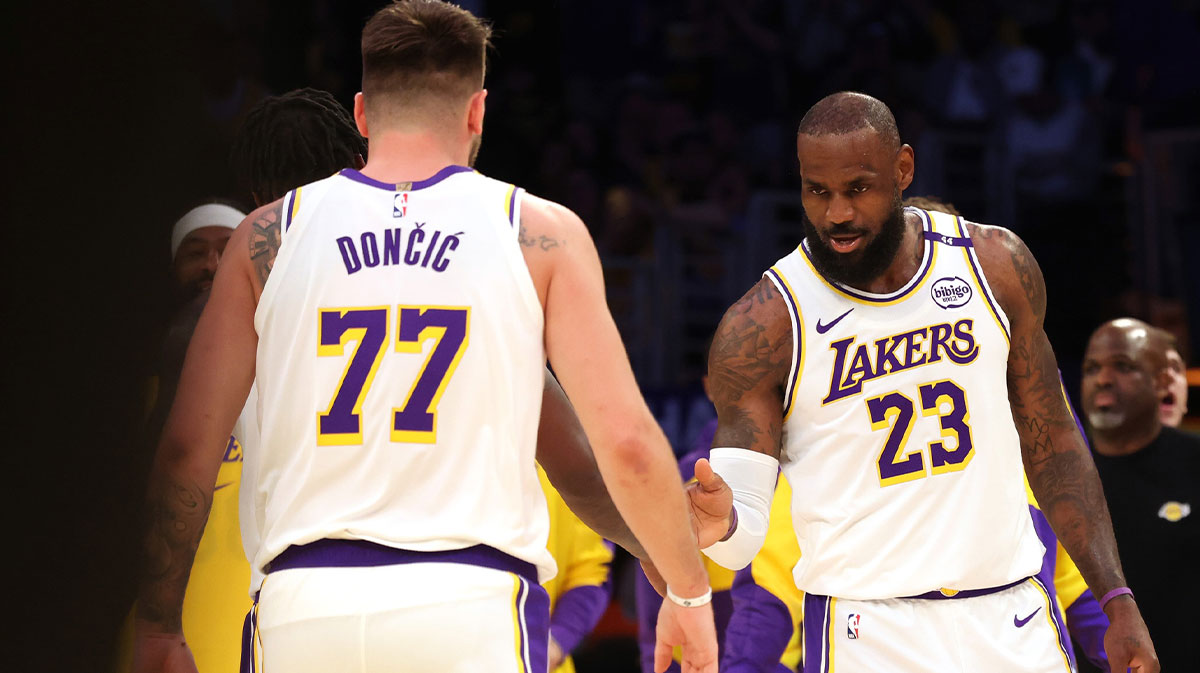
336, 221, 462, 275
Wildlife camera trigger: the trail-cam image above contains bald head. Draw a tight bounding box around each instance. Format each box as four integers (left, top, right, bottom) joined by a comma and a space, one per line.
797, 92, 901, 151
1082, 318, 1169, 440
1088, 318, 1168, 372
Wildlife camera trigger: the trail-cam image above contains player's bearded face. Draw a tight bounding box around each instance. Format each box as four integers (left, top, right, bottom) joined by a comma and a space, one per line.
803, 187, 906, 287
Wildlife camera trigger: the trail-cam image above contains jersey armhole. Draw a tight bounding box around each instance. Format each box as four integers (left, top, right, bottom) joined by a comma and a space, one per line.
952, 216, 1012, 343
506, 185, 524, 233
763, 268, 804, 420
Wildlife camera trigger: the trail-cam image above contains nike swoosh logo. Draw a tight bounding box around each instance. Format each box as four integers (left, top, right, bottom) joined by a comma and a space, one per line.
815, 308, 854, 334
214, 482, 234, 492
1014, 607, 1041, 628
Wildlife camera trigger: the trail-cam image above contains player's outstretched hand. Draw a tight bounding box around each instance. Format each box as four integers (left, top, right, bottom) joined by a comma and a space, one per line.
1103, 597, 1159, 673
133, 625, 200, 673
687, 458, 735, 548
654, 598, 718, 673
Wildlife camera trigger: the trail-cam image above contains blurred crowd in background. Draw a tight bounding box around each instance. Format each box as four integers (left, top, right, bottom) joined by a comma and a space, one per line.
13, 1, 1198, 671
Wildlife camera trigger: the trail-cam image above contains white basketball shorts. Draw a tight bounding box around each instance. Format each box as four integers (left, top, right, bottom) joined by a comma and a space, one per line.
802, 577, 1075, 672
240, 540, 549, 673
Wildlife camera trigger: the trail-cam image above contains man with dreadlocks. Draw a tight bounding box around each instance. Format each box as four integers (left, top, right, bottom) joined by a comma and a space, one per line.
686, 91, 1159, 672
131, 88, 370, 673
230, 87, 368, 207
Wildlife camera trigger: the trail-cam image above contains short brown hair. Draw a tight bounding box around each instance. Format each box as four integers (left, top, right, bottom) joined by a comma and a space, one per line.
361, 0, 492, 122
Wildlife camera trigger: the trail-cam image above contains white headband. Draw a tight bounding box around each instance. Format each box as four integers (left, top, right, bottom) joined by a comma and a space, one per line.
171, 203, 245, 258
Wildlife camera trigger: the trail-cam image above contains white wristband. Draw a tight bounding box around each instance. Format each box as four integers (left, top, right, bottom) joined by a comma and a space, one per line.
666, 585, 713, 608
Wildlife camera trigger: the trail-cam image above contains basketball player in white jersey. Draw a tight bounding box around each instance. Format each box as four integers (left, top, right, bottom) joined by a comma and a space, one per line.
690, 92, 1157, 672
133, 2, 717, 673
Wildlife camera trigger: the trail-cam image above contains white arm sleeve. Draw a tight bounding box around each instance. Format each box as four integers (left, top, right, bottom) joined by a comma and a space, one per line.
700, 447, 779, 570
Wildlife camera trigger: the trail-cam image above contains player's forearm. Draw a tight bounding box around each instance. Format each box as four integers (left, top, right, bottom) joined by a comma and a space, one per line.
136, 451, 213, 631
1024, 439, 1126, 597
544, 458, 644, 557
1010, 328, 1128, 598
537, 371, 646, 558
593, 422, 709, 596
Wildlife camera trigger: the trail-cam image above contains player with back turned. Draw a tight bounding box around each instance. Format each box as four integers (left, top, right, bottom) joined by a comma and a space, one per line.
687, 92, 1158, 672
132, 2, 717, 672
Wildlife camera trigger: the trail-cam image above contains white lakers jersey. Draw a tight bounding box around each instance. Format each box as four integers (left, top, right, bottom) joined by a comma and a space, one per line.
766, 207, 1044, 600
234, 382, 265, 595
251, 166, 554, 582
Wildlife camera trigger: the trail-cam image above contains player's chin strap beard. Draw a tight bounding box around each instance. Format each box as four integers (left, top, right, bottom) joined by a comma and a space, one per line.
802, 203, 908, 288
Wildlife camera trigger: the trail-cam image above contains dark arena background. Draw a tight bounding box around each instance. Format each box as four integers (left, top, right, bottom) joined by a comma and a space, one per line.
8, 1, 1199, 671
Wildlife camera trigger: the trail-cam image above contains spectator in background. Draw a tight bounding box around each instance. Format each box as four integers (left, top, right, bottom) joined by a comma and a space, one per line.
169, 203, 243, 306
1082, 318, 1200, 671
1156, 332, 1189, 428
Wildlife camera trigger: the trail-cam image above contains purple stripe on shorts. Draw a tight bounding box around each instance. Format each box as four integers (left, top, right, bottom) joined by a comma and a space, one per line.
338, 165, 472, 191
802, 592, 832, 673
1032, 576, 1075, 670
239, 603, 257, 673
266, 539, 538, 585
521, 579, 550, 673
902, 576, 1027, 600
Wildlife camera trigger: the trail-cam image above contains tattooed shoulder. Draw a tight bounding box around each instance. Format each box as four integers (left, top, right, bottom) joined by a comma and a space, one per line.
249, 201, 284, 286
708, 277, 791, 403
518, 224, 566, 252
966, 221, 1046, 321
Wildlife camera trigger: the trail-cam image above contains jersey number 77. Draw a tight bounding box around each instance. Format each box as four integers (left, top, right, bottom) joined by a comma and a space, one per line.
315, 305, 470, 445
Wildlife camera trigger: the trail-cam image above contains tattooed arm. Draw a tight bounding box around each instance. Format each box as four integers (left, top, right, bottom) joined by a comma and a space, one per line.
708, 277, 791, 458
134, 202, 279, 673
684, 278, 792, 548
970, 222, 1158, 673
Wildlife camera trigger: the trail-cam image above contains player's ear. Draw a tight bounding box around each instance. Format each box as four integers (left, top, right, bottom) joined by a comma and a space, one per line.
354, 92, 369, 138
895, 144, 915, 192
466, 89, 487, 136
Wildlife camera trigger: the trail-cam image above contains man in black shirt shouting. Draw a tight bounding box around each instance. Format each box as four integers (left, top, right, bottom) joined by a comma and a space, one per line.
1082, 318, 1199, 671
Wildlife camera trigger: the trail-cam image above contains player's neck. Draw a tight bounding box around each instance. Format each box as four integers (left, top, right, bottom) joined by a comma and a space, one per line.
360, 131, 471, 183
856, 210, 924, 295
1091, 416, 1162, 457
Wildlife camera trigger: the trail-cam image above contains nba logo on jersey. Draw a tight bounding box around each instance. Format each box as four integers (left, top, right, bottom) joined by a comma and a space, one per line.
393, 193, 408, 218
847, 613, 861, 639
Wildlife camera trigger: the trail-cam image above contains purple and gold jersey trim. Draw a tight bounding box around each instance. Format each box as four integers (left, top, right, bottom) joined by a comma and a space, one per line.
337, 165, 475, 192
764, 267, 804, 420
266, 538, 539, 585
798, 207, 937, 306
284, 188, 302, 233
505, 184, 522, 227
952, 216, 1010, 343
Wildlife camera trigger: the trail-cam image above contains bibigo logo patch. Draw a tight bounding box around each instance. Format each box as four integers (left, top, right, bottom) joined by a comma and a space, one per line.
931, 276, 973, 309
